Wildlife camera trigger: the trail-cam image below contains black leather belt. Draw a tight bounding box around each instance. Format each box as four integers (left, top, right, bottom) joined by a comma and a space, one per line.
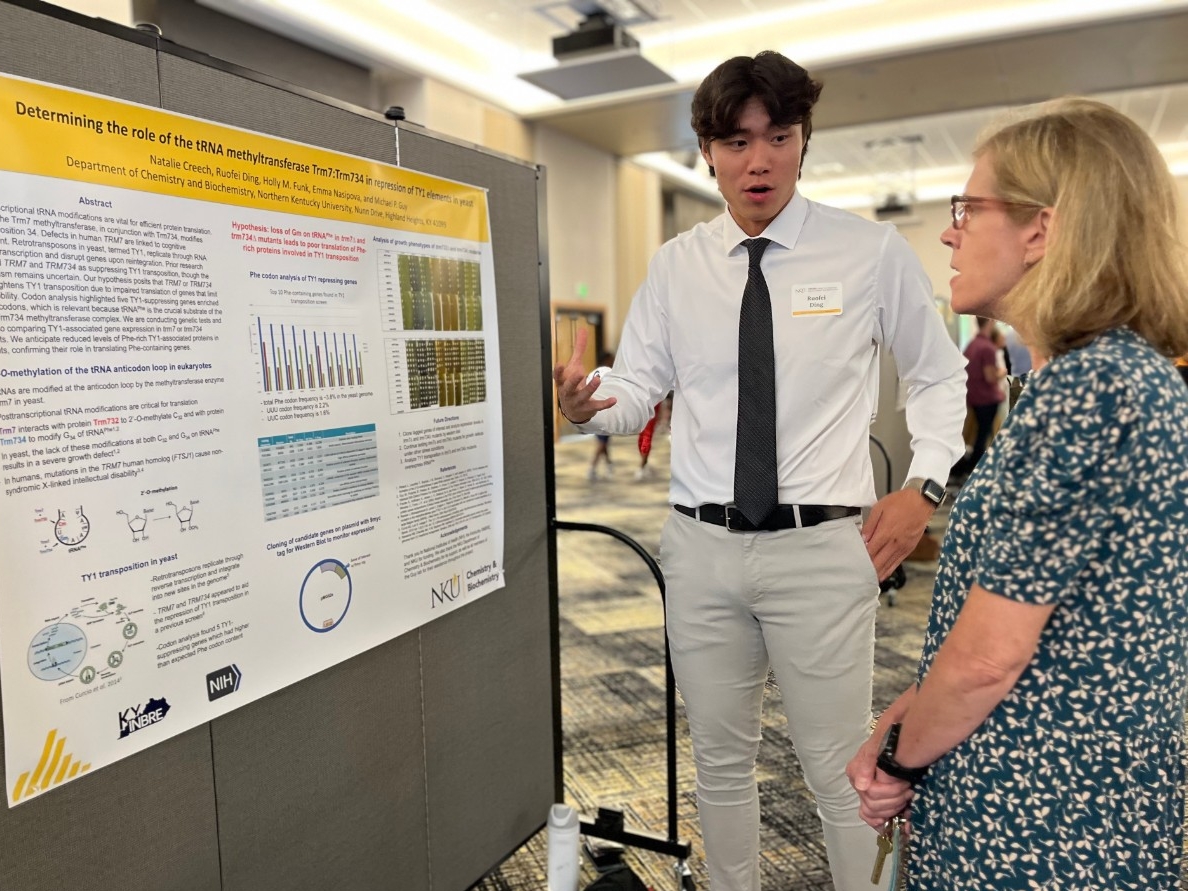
674, 503, 860, 533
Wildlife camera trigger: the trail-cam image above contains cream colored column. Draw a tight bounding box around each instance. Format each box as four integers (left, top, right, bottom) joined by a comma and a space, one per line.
613, 160, 662, 343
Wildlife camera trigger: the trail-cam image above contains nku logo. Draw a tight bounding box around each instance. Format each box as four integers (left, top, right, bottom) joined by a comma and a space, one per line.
117, 696, 171, 739
430, 573, 465, 609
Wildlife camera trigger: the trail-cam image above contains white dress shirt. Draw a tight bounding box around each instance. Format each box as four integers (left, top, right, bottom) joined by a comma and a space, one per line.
578, 191, 967, 508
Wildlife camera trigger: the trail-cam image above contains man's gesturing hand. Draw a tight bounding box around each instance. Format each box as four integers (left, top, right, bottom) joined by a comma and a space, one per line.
553, 327, 617, 424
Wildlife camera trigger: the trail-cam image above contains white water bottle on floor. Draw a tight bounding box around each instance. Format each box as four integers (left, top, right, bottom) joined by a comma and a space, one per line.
546, 803, 580, 891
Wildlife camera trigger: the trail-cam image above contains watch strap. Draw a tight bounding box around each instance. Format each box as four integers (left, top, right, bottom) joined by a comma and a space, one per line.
876, 722, 930, 785
903, 476, 945, 508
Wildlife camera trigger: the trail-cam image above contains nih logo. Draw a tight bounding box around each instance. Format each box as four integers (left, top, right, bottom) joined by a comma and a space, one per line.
206, 664, 242, 702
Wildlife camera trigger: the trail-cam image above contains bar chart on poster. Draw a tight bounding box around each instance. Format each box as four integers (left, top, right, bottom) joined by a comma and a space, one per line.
254, 316, 367, 394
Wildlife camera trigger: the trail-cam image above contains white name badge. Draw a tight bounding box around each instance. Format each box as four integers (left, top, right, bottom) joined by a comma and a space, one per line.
791, 282, 843, 317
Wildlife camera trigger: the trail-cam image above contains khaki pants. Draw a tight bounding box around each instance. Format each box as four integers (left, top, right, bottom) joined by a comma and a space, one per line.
661, 509, 881, 891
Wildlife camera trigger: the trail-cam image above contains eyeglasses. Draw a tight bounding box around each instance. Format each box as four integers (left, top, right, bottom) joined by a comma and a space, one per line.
950, 194, 1045, 229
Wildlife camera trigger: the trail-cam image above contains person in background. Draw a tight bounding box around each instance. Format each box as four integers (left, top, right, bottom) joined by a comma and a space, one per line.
991, 327, 1010, 378
848, 97, 1188, 890
990, 327, 1011, 427
555, 50, 966, 891
952, 316, 1006, 480
1004, 325, 1032, 377
1004, 327, 1034, 410
1176, 355, 1188, 387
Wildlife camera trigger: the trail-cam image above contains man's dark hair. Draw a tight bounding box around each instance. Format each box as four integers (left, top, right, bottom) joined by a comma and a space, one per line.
690, 51, 823, 174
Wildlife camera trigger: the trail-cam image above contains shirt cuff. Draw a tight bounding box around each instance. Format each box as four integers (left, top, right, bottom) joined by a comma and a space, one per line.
904, 443, 958, 487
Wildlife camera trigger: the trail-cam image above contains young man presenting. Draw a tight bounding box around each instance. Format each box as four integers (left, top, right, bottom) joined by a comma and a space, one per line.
554, 52, 966, 891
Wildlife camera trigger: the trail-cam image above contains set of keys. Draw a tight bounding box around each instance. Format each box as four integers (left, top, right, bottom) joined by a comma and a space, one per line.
870, 813, 907, 887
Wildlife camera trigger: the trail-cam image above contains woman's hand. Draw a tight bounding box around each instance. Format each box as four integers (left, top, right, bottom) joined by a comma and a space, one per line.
847, 736, 914, 828
845, 732, 881, 797
857, 771, 914, 828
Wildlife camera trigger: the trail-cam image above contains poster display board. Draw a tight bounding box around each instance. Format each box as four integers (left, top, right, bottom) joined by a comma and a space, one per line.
0, 72, 505, 806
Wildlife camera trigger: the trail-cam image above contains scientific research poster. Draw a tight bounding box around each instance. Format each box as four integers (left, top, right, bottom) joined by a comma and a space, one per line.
0, 74, 505, 806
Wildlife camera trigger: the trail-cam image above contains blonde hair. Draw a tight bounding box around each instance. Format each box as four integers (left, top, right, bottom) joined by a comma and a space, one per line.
975, 97, 1188, 358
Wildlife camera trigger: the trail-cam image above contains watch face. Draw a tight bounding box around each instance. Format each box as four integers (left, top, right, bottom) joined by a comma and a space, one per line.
922, 479, 946, 505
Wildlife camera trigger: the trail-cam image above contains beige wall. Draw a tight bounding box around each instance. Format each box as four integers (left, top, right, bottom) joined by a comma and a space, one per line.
535, 125, 618, 333
482, 105, 534, 163
668, 190, 721, 240
885, 202, 956, 306
373, 73, 427, 129
614, 162, 663, 332
421, 80, 533, 162
50, 0, 131, 24
422, 79, 485, 145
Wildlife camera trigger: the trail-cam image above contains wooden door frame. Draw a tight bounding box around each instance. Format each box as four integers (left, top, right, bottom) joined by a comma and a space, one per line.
551, 302, 609, 442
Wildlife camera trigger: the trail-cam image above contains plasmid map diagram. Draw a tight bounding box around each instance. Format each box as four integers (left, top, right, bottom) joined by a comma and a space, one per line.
299, 558, 352, 632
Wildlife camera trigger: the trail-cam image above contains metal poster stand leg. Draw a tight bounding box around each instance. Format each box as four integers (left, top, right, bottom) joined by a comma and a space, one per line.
554, 520, 695, 891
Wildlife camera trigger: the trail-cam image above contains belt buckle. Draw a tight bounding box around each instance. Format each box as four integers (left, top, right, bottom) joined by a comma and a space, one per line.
723, 502, 744, 533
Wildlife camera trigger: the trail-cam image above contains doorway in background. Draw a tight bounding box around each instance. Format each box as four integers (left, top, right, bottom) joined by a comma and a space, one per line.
552, 305, 607, 440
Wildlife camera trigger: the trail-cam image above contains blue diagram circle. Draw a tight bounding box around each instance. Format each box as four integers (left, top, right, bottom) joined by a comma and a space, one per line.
299, 559, 352, 633
28, 623, 88, 680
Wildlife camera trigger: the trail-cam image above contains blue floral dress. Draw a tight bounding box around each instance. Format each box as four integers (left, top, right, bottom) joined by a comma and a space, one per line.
909, 328, 1188, 890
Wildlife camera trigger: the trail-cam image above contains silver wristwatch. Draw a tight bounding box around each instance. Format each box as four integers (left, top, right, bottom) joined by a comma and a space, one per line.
903, 477, 946, 508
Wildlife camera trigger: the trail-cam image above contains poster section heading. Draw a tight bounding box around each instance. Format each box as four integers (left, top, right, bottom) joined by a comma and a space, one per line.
0, 74, 488, 243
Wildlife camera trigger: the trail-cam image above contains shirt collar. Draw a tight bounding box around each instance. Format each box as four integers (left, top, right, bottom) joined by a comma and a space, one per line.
720, 189, 809, 256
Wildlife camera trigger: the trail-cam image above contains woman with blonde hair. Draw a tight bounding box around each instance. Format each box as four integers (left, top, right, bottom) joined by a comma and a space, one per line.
847, 97, 1188, 889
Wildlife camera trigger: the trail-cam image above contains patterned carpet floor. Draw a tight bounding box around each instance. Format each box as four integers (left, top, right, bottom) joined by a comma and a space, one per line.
472, 434, 944, 891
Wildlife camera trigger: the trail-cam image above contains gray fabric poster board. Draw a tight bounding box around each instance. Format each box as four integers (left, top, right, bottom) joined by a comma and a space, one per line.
0, 2, 559, 889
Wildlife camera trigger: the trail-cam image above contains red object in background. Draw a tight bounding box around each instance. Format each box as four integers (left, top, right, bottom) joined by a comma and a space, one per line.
638, 412, 659, 458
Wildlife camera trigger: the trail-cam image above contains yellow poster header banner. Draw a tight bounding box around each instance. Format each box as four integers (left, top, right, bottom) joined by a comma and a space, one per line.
0, 74, 488, 242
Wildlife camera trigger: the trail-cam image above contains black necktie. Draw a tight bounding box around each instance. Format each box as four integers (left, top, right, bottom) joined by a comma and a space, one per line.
734, 237, 778, 527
